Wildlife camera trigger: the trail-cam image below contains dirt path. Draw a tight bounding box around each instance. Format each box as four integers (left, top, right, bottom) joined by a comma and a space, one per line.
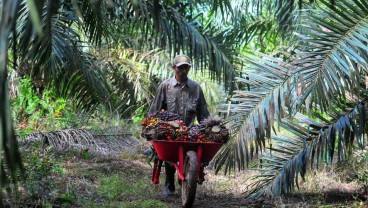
117, 158, 274, 208
67, 155, 366, 208
14, 148, 368, 207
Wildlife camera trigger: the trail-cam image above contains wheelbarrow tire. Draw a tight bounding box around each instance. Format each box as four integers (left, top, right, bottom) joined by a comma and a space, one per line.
182, 151, 198, 208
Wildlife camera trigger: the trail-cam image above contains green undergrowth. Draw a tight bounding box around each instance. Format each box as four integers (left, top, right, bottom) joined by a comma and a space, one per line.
6, 144, 368, 208
10, 145, 173, 208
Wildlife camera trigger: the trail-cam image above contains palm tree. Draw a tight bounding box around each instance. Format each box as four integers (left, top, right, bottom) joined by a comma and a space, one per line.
213, 0, 368, 197
0, 0, 274, 197
0, 0, 24, 199
1, 0, 348, 200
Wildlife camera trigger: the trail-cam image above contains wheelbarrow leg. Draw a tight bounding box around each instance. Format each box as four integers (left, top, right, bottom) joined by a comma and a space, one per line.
198, 165, 205, 184
197, 145, 203, 184
152, 158, 163, 184
177, 144, 185, 181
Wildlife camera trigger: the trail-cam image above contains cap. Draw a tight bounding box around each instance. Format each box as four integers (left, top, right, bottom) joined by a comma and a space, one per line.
173, 55, 192, 67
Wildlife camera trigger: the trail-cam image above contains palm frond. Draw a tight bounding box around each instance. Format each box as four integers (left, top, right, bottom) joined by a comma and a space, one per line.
241, 1, 368, 194
15, 1, 111, 109
57, 53, 112, 109
191, 70, 227, 113
0, 0, 24, 197
230, 15, 279, 51
20, 129, 141, 156
112, 0, 238, 90
213, 53, 296, 174
250, 117, 311, 197
295, 0, 368, 112
209, 0, 233, 17
248, 142, 309, 198
209, 0, 274, 18
273, 0, 299, 34
248, 100, 367, 197
79, 0, 113, 45
92, 47, 167, 116
216, 0, 316, 36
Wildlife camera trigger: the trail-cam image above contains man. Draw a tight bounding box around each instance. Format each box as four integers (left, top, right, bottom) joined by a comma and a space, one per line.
149, 54, 210, 196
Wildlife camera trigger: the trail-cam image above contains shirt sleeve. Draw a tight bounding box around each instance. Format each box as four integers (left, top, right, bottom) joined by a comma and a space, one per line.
149, 82, 166, 114
197, 87, 210, 122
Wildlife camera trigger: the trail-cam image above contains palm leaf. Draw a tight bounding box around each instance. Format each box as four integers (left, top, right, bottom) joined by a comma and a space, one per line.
111, 0, 238, 90
232, 15, 279, 51
0, 0, 24, 197
295, 0, 368, 112
92, 47, 167, 116
273, 0, 302, 35
213, 0, 368, 186
15, 1, 112, 109
248, 145, 309, 198
20, 129, 141, 156
212, 0, 318, 36
248, 100, 367, 197
213, 53, 295, 174
79, 0, 113, 45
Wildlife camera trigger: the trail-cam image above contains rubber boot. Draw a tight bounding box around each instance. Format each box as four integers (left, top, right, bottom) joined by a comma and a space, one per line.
163, 162, 175, 196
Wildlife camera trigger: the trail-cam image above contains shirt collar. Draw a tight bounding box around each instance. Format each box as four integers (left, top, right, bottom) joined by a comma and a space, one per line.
169, 77, 193, 88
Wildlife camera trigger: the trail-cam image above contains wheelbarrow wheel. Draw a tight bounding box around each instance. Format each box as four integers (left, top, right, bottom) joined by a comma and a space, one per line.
181, 151, 198, 208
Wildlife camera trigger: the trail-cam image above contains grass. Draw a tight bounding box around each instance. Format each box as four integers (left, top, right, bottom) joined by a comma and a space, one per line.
98, 174, 154, 199
8, 144, 368, 208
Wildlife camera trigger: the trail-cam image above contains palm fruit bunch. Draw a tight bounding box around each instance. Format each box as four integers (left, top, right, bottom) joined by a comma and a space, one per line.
141, 111, 188, 141
188, 117, 229, 143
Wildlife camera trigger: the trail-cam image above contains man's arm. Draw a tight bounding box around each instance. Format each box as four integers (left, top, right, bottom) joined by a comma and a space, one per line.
142, 83, 166, 140
149, 82, 166, 114
197, 87, 210, 122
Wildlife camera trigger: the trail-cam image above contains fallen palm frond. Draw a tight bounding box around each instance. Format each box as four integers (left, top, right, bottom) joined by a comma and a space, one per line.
19, 129, 141, 156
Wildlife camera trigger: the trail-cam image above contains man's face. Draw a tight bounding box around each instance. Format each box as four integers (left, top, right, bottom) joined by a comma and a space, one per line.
174, 64, 191, 79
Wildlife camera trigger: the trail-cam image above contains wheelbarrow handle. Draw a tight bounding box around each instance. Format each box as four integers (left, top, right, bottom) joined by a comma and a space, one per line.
152, 157, 163, 184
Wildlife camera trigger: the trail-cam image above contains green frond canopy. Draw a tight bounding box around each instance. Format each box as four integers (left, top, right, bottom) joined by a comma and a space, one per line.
111, 0, 239, 90
14, 1, 112, 110
92, 47, 167, 117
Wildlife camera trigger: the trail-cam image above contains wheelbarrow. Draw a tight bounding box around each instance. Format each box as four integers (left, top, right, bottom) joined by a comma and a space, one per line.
150, 140, 223, 208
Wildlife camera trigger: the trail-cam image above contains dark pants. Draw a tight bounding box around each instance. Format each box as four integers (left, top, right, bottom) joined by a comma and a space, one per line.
165, 162, 176, 191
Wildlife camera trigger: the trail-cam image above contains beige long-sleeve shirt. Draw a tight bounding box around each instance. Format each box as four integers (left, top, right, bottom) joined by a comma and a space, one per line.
149, 77, 210, 128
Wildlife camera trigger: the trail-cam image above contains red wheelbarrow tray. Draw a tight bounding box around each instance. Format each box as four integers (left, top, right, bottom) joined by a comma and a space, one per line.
149, 140, 223, 184
150, 140, 223, 163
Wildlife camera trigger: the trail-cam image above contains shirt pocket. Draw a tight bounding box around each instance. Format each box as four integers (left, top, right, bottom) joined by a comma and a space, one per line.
167, 95, 176, 111
186, 97, 198, 114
